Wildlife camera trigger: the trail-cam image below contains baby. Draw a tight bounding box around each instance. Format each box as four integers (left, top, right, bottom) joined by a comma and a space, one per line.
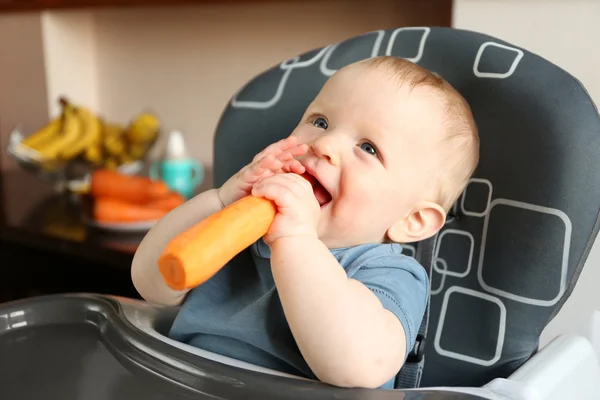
131, 56, 479, 390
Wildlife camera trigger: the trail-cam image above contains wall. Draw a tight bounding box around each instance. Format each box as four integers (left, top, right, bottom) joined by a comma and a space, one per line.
0, 0, 451, 190
0, 12, 49, 170
42, 10, 98, 118
452, 0, 600, 352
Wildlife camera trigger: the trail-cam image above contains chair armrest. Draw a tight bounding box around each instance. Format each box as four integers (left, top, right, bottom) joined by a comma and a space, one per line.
483, 334, 600, 400
113, 298, 599, 400
114, 297, 506, 399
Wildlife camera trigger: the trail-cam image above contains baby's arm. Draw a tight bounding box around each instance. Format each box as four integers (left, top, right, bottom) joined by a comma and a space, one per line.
131, 189, 223, 305
270, 237, 407, 388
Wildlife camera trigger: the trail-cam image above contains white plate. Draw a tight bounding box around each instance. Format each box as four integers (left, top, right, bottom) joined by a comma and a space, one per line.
84, 217, 158, 232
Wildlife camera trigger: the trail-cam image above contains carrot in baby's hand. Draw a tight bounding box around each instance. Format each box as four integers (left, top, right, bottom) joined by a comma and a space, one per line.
93, 197, 169, 223
158, 195, 277, 290
91, 169, 169, 205
158, 173, 313, 291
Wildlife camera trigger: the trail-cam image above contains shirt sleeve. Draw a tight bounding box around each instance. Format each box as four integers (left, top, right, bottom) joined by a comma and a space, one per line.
347, 245, 429, 360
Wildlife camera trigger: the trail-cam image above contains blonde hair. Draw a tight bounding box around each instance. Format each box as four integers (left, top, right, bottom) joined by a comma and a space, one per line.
359, 56, 480, 212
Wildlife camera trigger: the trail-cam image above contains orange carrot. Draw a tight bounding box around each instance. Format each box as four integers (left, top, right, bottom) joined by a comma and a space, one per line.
158, 173, 313, 291
93, 197, 168, 223
145, 192, 185, 211
90, 169, 169, 204
158, 195, 277, 290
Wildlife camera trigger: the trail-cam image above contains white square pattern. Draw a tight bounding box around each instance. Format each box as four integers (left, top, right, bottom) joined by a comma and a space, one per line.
473, 42, 524, 79
434, 286, 506, 366
477, 199, 572, 307
231, 46, 330, 109
384, 27, 430, 63
461, 178, 493, 217
433, 229, 474, 278
320, 30, 385, 77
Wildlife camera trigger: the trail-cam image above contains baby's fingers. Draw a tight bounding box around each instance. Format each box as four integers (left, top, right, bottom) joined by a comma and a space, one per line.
283, 143, 308, 159
245, 154, 282, 182
252, 137, 298, 162
253, 173, 311, 201
252, 179, 295, 208
282, 159, 305, 174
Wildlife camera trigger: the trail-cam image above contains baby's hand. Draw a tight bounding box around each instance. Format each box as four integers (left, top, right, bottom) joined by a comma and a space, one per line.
217, 137, 307, 207
252, 173, 320, 245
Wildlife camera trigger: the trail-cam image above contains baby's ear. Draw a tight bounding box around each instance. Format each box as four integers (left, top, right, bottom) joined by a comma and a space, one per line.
387, 201, 446, 243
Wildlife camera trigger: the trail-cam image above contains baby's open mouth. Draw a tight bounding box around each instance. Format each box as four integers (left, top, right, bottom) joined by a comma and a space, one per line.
301, 172, 332, 207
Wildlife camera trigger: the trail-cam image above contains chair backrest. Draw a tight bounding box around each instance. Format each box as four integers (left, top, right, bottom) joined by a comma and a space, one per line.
212, 27, 600, 387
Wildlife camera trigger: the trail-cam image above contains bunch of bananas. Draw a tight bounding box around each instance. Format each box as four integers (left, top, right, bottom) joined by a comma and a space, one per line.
18, 97, 160, 170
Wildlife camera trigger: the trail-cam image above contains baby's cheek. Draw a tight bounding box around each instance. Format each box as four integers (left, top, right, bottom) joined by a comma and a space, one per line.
336, 191, 380, 229
333, 173, 386, 230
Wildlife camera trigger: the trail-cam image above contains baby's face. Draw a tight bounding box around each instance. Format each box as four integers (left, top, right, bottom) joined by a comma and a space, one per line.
290, 63, 445, 248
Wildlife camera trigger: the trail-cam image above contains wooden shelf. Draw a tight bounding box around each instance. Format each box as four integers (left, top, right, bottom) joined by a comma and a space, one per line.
0, 0, 295, 13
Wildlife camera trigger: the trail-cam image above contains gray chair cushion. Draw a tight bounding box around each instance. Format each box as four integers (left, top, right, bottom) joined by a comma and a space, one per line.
212, 27, 600, 387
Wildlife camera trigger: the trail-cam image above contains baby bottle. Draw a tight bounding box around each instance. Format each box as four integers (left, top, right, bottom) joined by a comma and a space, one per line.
149, 130, 204, 199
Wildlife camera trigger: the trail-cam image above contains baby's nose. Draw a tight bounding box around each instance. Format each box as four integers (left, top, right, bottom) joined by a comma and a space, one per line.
312, 138, 340, 166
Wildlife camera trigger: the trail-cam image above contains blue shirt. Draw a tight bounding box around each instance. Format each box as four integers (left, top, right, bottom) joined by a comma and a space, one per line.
168, 239, 429, 389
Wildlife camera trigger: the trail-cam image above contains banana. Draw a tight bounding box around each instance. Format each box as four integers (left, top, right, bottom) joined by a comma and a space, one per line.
85, 143, 103, 165
102, 122, 126, 156
18, 97, 159, 171
118, 152, 137, 165
126, 112, 159, 143
20, 117, 62, 151
103, 122, 125, 138
129, 143, 148, 160
104, 134, 126, 156
35, 102, 82, 161
104, 157, 119, 170
59, 106, 101, 160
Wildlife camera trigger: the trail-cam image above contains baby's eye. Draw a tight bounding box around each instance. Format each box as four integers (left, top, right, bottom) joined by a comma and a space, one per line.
360, 142, 377, 156
312, 117, 328, 129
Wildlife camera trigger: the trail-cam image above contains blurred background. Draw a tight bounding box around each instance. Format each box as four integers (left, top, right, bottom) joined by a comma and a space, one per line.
0, 0, 598, 359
